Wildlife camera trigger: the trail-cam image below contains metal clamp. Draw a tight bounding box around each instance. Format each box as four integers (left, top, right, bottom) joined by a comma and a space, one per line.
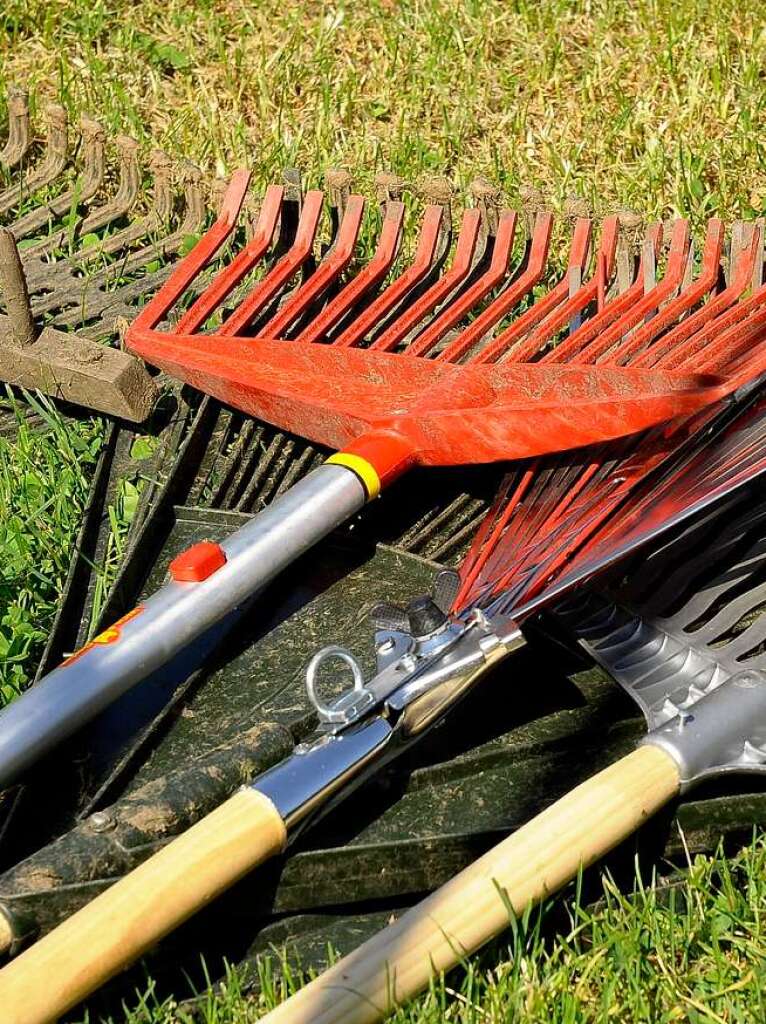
305, 645, 375, 726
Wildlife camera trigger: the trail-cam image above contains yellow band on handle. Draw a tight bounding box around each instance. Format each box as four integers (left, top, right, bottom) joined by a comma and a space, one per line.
326, 453, 381, 500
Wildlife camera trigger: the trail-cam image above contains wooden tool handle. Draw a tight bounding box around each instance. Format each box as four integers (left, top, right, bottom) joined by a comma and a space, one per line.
0, 788, 286, 1024
261, 744, 680, 1024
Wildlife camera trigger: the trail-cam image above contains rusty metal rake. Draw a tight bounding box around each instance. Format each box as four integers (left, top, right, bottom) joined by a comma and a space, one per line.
0, 87, 227, 420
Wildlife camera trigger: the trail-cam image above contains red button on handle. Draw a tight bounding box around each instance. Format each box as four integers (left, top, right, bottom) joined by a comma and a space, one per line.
169, 541, 227, 582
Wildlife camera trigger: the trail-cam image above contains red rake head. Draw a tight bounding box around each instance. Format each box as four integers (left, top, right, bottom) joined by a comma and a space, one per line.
126, 171, 766, 488
456, 382, 766, 620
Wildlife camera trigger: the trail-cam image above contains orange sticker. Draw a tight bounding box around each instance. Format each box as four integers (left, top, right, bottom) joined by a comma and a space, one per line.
61, 605, 145, 667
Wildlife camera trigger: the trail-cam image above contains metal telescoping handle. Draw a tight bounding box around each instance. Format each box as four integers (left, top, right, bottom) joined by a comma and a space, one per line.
0, 464, 367, 789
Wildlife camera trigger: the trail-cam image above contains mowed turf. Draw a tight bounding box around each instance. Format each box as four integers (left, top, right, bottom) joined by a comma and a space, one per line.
1, 1, 766, 1021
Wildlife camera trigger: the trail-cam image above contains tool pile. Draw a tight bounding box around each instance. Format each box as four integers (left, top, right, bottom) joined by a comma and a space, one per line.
2, 84, 766, 1023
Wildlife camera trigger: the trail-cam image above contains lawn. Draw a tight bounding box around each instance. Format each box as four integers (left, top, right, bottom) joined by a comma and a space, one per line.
1, 0, 766, 1020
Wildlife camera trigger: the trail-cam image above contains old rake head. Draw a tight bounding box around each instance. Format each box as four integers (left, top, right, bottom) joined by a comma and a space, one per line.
0, 85, 222, 421
127, 173, 766, 487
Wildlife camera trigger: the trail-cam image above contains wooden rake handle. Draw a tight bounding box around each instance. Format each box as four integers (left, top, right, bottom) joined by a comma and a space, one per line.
0, 789, 286, 1024
260, 744, 681, 1024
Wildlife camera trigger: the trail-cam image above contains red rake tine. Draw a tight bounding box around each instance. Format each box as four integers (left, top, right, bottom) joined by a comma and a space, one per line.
469, 216, 592, 364
641, 223, 761, 369
405, 210, 517, 358
256, 193, 366, 339
334, 204, 448, 347
130, 168, 251, 335
295, 200, 405, 343
368, 206, 483, 351
219, 189, 325, 336
662, 227, 766, 371
457, 323, 766, 614
435, 212, 554, 364
542, 222, 663, 365
605, 219, 725, 366
452, 218, 765, 611
174, 184, 284, 335
489, 215, 620, 364
554, 219, 691, 366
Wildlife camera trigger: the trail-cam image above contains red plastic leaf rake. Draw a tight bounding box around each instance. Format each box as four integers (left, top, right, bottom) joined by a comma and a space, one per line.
455, 220, 766, 613
128, 171, 764, 494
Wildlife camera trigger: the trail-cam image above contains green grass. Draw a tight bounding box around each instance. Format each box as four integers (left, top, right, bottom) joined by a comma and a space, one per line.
0, 392, 102, 705
2, 0, 766, 1020
71, 836, 766, 1023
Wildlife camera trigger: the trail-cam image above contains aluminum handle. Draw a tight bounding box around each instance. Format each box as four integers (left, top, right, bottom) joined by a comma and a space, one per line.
0, 464, 366, 789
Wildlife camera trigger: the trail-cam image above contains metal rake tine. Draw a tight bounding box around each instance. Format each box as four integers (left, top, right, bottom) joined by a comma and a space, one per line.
295, 199, 405, 343
0, 85, 31, 170
727, 221, 744, 287
19, 145, 170, 290
79, 147, 174, 257
30, 160, 210, 319
476, 450, 646, 612
367, 204, 482, 351
21, 133, 142, 260
455, 447, 615, 609
407, 208, 517, 358
607, 218, 725, 365
10, 116, 106, 241
256, 191, 366, 339
470, 215, 591, 364
472, 452, 624, 603
543, 221, 664, 364
218, 188, 324, 336
333, 203, 447, 347
0, 104, 68, 214
174, 184, 284, 334
454, 464, 537, 607
491, 215, 620, 364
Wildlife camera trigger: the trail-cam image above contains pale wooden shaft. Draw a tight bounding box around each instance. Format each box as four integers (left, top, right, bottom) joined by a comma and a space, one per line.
0, 788, 286, 1024
261, 744, 680, 1024
0, 912, 12, 955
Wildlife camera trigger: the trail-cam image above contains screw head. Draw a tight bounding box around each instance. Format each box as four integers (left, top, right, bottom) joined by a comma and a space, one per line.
89, 811, 115, 833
